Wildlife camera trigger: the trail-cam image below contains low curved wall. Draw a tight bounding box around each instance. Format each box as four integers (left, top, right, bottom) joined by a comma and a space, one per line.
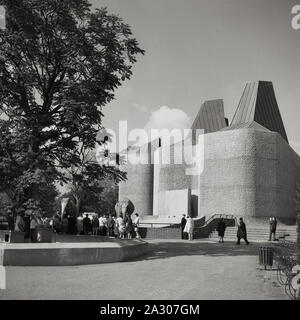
0, 239, 148, 266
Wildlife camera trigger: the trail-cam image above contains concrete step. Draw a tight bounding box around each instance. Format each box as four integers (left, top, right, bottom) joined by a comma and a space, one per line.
210, 231, 297, 235
210, 232, 297, 236
210, 233, 297, 236
210, 227, 297, 231
209, 226, 298, 241
209, 236, 297, 241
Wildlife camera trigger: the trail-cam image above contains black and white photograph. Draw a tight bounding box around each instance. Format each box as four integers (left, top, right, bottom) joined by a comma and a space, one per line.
0, 0, 300, 308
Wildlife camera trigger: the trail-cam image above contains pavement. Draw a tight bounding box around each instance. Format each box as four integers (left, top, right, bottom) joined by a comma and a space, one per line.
0, 239, 287, 300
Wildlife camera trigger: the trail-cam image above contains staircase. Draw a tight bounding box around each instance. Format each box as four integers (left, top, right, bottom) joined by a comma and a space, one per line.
209, 226, 297, 242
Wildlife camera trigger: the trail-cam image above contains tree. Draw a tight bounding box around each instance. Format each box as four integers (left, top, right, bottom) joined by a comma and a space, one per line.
0, 0, 144, 215
59, 176, 120, 218
64, 146, 126, 216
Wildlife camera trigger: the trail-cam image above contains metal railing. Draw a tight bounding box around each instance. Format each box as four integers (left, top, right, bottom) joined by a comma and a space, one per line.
199, 214, 236, 228
139, 214, 237, 229
273, 240, 300, 300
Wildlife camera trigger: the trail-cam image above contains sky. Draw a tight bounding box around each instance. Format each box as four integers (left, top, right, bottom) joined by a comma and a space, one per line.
91, 0, 300, 154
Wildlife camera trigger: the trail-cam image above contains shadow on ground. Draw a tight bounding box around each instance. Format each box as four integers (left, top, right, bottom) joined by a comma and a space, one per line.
131, 240, 264, 262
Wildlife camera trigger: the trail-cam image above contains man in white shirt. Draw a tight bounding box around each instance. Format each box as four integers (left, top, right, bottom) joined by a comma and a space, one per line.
98, 214, 107, 236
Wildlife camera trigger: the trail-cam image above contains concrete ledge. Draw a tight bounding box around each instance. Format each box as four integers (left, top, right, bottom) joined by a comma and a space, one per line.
0, 239, 148, 266
140, 227, 181, 239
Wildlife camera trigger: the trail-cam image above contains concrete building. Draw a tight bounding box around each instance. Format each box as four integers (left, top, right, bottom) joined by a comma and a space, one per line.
119, 81, 300, 222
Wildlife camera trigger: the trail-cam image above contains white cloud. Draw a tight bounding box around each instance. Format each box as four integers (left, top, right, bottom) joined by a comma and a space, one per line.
137, 105, 191, 146
145, 106, 191, 131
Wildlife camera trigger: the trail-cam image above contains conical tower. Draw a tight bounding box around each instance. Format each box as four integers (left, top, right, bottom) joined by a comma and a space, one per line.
231, 81, 288, 142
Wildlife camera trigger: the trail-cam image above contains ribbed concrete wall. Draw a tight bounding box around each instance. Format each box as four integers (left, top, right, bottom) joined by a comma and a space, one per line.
200, 129, 300, 218
199, 130, 257, 217
119, 163, 153, 218
156, 163, 191, 191
119, 139, 160, 218
276, 135, 300, 218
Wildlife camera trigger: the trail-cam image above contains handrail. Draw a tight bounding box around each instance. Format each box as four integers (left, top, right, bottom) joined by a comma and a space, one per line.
139, 214, 237, 229
198, 214, 236, 228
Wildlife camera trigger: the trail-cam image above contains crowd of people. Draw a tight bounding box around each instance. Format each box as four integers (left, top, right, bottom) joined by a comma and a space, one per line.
83, 212, 141, 239
51, 212, 141, 239
5, 210, 142, 241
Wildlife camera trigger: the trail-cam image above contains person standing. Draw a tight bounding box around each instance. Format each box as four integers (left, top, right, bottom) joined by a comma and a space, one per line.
184, 215, 194, 241
70, 215, 77, 234
23, 213, 31, 241
269, 217, 277, 241
107, 214, 115, 237
82, 214, 91, 235
15, 213, 25, 232
216, 218, 226, 243
125, 213, 134, 239
133, 213, 141, 239
113, 216, 119, 238
62, 215, 68, 234
67, 215, 72, 234
116, 215, 125, 239
92, 215, 99, 236
30, 216, 38, 242
98, 214, 106, 236
180, 214, 187, 240
53, 214, 62, 234
236, 217, 249, 245
7, 211, 14, 231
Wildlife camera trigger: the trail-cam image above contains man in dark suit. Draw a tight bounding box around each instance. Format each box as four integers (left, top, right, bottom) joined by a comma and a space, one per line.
236, 217, 249, 245
180, 214, 187, 240
269, 217, 277, 241
82, 214, 91, 235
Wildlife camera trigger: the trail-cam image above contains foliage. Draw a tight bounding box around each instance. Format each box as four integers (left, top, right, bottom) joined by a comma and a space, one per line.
60, 177, 119, 217
0, 0, 143, 216
60, 147, 124, 216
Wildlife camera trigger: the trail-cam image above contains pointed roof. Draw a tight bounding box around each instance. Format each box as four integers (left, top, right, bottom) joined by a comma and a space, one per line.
221, 121, 271, 132
191, 99, 227, 134
231, 81, 288, 142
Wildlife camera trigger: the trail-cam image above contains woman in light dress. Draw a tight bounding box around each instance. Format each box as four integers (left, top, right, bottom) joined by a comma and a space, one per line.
98, 214, 107, 236
184, 215, 194, 241
116, 215, 125, 239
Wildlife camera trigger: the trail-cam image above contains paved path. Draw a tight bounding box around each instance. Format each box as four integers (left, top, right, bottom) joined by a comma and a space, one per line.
0, 239, 286, 300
